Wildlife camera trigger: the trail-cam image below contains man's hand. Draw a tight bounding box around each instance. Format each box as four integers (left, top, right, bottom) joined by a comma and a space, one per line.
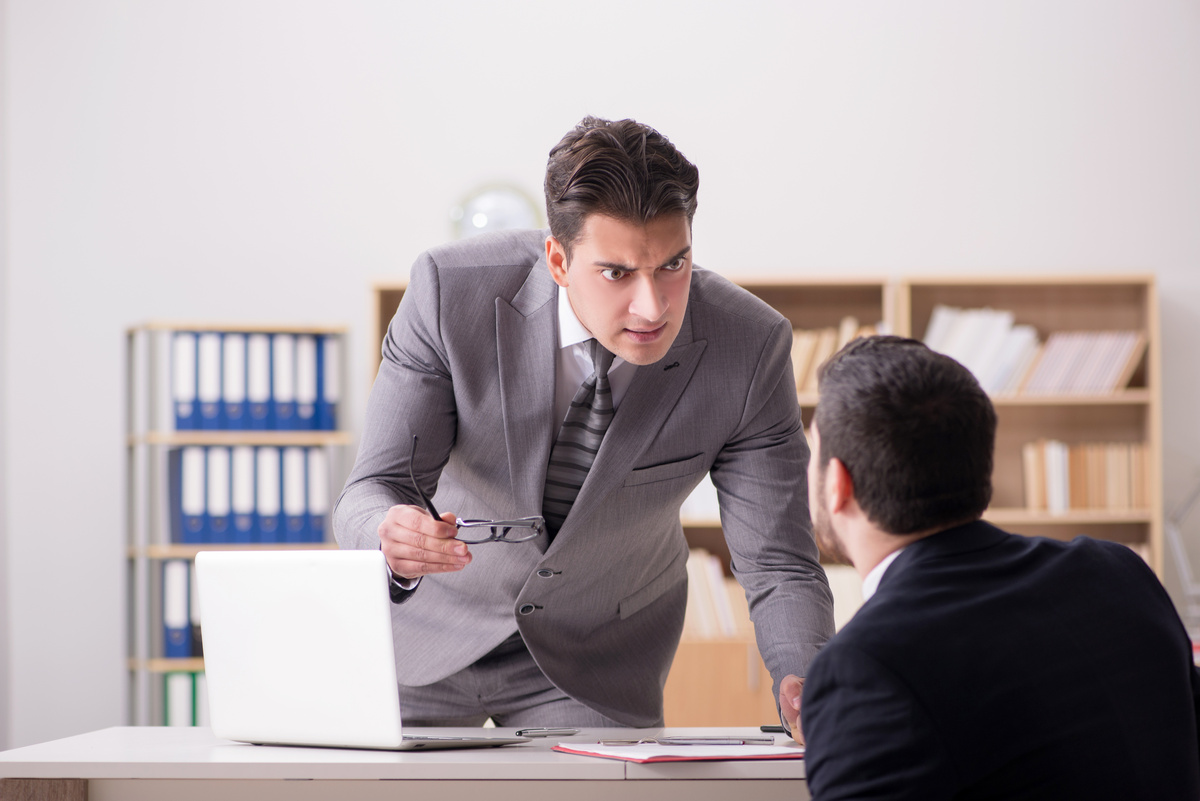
378, 505, 471, 579
779, 674, 805, 745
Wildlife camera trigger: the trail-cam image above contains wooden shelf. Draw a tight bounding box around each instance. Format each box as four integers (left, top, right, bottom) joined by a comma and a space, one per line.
802, 390, 1151, 409
132, 543, 339, 560
131, 431, 353, 447
989, 390, 1152, 406
983, 508, 1153, 525
133, 658, 205, 674
130, 321, 348, 335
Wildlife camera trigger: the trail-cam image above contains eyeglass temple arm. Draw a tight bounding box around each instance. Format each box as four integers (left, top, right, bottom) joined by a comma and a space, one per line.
409, 435, 440, 518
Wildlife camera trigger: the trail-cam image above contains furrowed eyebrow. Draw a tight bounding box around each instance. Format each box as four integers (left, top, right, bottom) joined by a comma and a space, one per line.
593, 247, 692, 272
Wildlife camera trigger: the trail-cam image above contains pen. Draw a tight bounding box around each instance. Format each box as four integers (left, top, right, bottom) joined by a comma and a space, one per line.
515, 727, 580, 737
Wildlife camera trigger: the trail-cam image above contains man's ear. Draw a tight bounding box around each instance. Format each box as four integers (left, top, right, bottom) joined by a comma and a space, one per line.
828, 458, 855, 514
546, 236, 569, 288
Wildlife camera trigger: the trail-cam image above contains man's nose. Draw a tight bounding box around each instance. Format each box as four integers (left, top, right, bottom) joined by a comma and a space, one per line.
629, 274, 668, 322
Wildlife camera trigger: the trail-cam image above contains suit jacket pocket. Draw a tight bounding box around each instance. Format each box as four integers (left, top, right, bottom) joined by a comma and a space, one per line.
618, 548, 688, 620
623, 453, 707, 487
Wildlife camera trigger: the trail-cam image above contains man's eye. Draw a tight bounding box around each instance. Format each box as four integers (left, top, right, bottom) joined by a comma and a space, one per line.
664, 257, 686, 272
601, 268, 626, 281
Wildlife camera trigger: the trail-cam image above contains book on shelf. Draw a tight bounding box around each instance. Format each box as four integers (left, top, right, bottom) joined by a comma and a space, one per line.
921, 305, 1146, 396
1022, 439, 1149, 513
793, 316, 880, 394
166, 445, 329, 544
683, 549, 744, 640
161, 329, 341, 432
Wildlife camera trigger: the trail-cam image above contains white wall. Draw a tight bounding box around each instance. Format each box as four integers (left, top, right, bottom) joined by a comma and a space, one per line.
3, 0, 1199, 747
0, 0, 10, 755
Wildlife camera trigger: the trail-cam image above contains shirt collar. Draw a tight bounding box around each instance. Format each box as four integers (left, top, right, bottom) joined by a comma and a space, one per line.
557, 284, 593, 350
862, 547, 908, 601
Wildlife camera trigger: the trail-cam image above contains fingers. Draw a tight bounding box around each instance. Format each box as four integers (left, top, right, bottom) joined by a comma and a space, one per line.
778, 674, 805, 746
378, 504, 471, 579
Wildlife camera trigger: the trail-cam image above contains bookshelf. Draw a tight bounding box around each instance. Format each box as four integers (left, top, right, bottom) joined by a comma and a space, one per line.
369, 273, 1161, 723
897, 276, 1161, 573
125, 322, 350, 727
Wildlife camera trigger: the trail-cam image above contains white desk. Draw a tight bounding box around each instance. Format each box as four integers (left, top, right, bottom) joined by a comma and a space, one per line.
0, 727, 808, 801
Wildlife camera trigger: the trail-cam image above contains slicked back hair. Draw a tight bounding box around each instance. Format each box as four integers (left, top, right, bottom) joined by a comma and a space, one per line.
545, 116, 699, 259
814, 336, 996, 535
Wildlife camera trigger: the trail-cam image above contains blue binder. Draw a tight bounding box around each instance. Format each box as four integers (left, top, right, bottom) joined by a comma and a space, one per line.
197, 333, 222, 430
230, 446, 256, 544
272, 334, 297, 430
172, 332, 199, 430
222, 333, 248, 430
282, 446, 309, 543
163, 560, 192, 659
255, 447, 283, 543
179, 446, 206, 544
189, 561, 203, 658
294, 335, 317, 431
307, 448, 329, 543
205, 447, 232, 543
316, 335, 340, 431
246, 333, 272, 430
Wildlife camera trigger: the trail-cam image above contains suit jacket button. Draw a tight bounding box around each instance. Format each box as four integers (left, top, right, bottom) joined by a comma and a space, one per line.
518, 603, 537, 615
536, 569, 554, 578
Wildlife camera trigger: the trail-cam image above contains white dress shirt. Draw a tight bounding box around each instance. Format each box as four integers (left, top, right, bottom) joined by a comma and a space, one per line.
554, 285, 636, 424
861, 546, 908, 602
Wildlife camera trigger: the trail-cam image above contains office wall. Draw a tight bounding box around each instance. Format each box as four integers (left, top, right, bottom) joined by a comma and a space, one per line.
3, 0, 1199, 747
0, 0, 9, 755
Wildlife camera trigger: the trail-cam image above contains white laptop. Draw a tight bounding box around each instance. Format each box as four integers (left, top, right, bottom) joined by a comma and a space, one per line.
195, 549, 530, 751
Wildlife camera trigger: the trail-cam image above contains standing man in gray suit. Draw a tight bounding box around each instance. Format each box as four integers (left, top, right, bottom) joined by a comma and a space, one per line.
334, 116, 833, 731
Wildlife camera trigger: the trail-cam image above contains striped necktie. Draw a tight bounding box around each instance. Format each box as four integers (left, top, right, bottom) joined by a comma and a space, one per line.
542, 339, 616, 537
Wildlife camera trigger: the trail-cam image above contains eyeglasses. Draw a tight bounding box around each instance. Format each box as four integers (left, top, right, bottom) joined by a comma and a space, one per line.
408, 436, 545, 544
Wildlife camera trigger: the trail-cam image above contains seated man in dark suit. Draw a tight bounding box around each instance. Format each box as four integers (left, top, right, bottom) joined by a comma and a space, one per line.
799, 335, 1200, 800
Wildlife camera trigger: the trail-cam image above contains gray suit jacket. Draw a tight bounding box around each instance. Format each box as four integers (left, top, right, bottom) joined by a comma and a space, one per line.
334, 229, 833, 726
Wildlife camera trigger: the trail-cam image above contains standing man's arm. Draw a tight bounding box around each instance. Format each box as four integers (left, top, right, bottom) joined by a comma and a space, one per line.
710, 316, 835, 740
333, 253, 470, 585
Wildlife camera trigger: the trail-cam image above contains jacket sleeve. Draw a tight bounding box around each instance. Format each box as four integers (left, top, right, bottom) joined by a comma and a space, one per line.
332, 252, 458, 553
710, 316, 834, 692
803, 643, 957, 801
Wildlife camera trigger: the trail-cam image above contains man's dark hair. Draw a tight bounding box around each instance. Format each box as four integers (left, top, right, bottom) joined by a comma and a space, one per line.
814, 335, 996, 535
544, 116, 699, 258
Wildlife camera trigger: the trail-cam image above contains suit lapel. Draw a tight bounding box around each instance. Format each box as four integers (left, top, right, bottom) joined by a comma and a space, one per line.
497, 259, 559, 540
549, 311, 707, 550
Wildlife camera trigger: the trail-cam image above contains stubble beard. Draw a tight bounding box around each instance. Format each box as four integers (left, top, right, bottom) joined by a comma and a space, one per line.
813, 495, 851, 566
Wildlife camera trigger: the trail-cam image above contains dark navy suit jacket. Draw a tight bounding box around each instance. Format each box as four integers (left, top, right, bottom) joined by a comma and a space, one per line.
802, 520, 1200, 800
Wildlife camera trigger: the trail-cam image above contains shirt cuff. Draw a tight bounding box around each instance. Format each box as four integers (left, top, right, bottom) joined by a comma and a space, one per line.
383, 552, 421, 603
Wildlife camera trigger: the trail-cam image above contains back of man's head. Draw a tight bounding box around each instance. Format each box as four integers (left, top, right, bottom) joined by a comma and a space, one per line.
815, 335, 996, 535
544, 116, 699, 259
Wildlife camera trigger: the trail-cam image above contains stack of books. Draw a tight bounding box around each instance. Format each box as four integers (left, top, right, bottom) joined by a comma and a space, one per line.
1022, 439, 1149, 514
792, 317, 880, 394
682, 549, 748, 640
1020, 331, 1146, 395
922, 305, 1146, 395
